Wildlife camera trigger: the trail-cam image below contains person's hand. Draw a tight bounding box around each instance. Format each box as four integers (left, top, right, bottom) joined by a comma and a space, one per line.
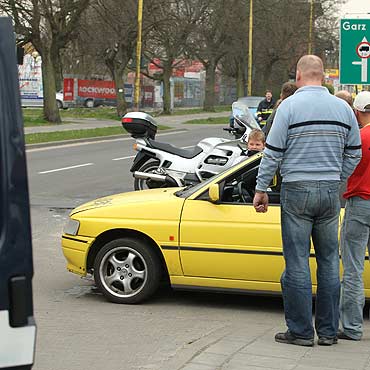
258, 116, 262, 121
253, 192, 269, 213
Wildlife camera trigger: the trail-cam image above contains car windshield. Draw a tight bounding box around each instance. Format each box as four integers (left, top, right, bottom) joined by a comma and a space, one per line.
232, 100, 260, 130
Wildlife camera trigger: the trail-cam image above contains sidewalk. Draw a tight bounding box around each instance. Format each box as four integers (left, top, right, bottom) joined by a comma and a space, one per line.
163, 321, 370, 370
24, 111, 230, 135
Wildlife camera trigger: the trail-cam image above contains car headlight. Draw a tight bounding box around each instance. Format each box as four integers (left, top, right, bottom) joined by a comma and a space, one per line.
64, 218, 80, 236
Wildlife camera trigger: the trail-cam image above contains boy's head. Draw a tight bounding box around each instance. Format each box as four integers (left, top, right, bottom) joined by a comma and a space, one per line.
247, 129, 265, 151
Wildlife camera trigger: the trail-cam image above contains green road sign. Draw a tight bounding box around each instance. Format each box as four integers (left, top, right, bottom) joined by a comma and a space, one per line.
340, 19, 370, 85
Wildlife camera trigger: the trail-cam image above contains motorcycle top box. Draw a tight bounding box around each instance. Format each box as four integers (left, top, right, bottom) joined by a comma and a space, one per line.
122, 112, 157, 139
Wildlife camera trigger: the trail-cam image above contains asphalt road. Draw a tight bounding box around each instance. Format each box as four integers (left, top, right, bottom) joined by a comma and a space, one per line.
27, 124, 230, 208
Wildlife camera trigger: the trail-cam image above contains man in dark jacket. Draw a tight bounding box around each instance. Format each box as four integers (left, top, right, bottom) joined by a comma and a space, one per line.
257, 90, 275, 127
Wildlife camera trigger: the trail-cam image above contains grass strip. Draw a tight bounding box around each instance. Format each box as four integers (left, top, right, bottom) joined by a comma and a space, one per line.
169, 106, 230, 115
183, 116, 229, 125
25, 125, 170, 144
61, 107, 120, 120
22, 105, 231, 126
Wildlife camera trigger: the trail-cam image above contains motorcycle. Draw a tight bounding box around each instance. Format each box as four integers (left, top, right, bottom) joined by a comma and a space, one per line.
122, 100, 260, 190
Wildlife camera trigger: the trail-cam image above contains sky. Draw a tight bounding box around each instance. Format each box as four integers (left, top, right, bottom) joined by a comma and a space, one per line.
340, 0, 370, 17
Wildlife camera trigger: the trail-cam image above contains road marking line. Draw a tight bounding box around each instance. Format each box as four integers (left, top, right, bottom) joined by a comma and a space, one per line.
27, 130, 188, 152
39, 163, 94, 174
112, 155, 135, 161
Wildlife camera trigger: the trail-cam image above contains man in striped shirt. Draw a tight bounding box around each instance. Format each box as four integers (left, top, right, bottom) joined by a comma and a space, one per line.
253, 55, 361, 347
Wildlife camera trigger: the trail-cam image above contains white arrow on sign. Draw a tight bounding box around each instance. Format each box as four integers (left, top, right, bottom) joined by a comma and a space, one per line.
352, 37, 369, 83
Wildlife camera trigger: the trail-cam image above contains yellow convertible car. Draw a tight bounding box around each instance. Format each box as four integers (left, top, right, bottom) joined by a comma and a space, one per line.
61, 153, 370, 304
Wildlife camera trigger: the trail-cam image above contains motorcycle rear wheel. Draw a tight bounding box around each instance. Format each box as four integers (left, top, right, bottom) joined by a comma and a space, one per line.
134, 160, 167, 191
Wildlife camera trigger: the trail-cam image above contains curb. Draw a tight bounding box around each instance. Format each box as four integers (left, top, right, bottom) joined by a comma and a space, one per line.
25, 128, 187, 149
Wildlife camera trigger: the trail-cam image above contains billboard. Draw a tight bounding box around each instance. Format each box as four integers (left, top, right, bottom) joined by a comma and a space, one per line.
18, 54, 43, 101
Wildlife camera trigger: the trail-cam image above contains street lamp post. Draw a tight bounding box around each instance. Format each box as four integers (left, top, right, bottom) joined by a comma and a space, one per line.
308, 0, 313, 54
247, 0, 253, 96
134, 0, 143, 111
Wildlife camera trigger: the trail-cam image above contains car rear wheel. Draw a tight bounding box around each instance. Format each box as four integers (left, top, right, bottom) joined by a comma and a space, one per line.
94, 238, 161, 304
56, 100, 63, 109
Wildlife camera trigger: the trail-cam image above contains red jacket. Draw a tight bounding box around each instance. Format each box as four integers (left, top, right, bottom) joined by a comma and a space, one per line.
344, 124, 370, 200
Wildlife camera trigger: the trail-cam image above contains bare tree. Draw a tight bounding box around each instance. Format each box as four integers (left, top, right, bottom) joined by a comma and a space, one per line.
219, 0, 249, 98
0, 0, 90, 123
187, 0, 233, 111
83, 0, 140, 116
250, 0, 345, 95
142, 0, 208, 114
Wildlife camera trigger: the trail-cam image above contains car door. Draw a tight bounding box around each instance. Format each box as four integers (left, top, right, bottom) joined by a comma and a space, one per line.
179, 157, 284, 285
0, 17, 36, 370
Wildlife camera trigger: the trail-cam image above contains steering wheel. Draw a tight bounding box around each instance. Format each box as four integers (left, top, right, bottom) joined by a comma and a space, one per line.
237, 181, 253, 203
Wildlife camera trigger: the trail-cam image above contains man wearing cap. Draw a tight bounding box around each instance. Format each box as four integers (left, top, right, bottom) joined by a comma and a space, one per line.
339, 91, 370, 341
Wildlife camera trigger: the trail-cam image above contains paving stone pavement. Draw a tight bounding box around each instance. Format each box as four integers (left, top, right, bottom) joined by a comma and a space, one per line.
160, 323, 370, 370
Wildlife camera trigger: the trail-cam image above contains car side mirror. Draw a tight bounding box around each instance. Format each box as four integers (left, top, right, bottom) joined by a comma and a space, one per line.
208, 183, 220, 203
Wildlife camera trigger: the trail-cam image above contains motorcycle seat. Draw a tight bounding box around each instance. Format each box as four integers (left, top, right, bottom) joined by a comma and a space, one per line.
147, 139, 203, 159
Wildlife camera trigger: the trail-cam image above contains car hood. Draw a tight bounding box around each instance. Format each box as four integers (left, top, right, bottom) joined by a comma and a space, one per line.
70, 187, 183, 216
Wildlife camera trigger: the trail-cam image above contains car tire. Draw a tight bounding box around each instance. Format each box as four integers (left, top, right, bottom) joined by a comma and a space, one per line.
56, 100, 63, 109
85, 98, 94, 108
134, 160, 165, 191
93, 237, 161, 304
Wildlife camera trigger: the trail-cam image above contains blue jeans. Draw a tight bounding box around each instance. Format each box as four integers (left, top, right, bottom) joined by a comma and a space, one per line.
280, 181, 341, 339
340, 196, 370, 340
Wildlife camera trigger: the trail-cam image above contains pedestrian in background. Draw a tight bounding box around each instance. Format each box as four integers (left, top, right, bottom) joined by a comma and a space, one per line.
263, 82, 297, 138
253, 55, 361, 347
256, 90, 275, 127
339, 91, 370, 341
335, 90, 354, 108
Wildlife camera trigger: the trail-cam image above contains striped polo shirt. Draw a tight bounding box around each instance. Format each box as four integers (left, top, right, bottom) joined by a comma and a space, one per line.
256, 85, 362, 192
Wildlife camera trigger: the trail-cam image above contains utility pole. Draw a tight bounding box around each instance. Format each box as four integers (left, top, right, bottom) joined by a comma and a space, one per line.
247, 0, 253, 96
308, 0, 314, 54
134, 0, 143, 111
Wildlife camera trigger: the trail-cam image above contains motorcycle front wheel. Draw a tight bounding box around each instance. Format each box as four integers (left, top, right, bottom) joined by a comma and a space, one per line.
134, 160, 167, 191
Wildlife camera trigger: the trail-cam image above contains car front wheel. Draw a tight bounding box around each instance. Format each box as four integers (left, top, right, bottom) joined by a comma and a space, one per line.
94, 238, 161, 304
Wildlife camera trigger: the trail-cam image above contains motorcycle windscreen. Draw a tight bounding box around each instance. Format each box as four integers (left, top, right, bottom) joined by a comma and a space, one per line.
232, 100, 261, 130
0, 17, 36, 369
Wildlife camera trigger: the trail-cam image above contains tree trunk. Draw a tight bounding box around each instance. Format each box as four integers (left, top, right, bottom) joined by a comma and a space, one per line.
113, 67, 128, 117
42, 51, 61, 123
54, 50, 63, 92
162, 66, 172, 114
203, 60, 216, 112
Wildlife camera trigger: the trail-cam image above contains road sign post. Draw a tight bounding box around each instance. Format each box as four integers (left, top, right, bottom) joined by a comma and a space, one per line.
340, 19, 370, 85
